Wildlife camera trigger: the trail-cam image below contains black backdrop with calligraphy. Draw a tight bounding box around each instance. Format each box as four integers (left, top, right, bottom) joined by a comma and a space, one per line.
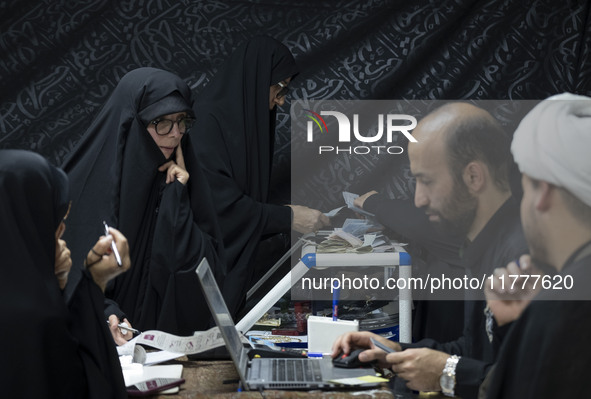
1, 0, 591, 210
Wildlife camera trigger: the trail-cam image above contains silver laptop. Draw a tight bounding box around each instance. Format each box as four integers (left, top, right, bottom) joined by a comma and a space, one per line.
195, 257, 381, 391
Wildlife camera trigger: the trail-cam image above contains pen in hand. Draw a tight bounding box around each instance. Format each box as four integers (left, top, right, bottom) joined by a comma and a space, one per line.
103, 221, 122, 267
370, 337, 397, 353
107, 320, 141, 335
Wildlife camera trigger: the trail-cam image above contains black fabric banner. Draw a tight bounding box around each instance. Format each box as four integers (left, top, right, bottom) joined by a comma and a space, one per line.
1, 0, 590, 209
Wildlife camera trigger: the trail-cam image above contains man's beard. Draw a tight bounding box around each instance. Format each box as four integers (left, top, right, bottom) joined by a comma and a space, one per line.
523, 205, 556, 275
433, 181, 478, 238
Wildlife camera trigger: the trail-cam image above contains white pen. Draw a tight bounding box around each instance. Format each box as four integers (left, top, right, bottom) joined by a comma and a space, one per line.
103, 221, 122, 267
107, 320, 141, 335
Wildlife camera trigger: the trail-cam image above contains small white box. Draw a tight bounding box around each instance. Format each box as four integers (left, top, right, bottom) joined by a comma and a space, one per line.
307, 315, 359, 354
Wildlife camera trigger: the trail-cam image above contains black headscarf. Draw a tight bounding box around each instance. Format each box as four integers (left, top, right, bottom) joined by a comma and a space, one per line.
62, 67, 225, 335
192, 36, 299, 315
0, 149, 125, 398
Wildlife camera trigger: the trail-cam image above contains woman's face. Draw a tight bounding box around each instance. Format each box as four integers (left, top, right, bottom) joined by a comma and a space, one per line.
269, 77, 292, 110
146, 112, 188, 158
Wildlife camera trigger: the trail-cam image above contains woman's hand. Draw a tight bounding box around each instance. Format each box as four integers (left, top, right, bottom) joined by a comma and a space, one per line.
107, 314, 135, 345
158, 145, 189, 185
288, 205, 330, 234
54, 221, 72, 289
55, 238, 72, 290
85, 227, 131, 292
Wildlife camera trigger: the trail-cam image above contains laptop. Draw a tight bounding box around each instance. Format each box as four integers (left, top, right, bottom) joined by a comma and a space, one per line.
195, 257, 381, 391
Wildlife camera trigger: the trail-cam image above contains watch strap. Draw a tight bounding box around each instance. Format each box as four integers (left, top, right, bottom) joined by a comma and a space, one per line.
441, 355, 460, 397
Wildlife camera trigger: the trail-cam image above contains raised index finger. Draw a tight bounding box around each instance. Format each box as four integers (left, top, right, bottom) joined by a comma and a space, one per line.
176, 144, 185, 168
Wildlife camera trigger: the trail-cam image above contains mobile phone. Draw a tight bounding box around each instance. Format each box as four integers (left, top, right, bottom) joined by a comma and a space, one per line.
370, 337, 397, 353
126, 377, 185, 397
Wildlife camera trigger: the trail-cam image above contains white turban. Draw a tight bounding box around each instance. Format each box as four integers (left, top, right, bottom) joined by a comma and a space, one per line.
511, 92, 591, 207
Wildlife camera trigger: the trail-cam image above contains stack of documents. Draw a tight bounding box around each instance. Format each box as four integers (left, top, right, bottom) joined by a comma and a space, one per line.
318, 191, 406, 253
317, 218, 398, 254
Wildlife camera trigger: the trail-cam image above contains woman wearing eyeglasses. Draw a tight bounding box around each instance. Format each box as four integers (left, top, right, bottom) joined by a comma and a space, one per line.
62, 67, 226, 337
192, 36, 330, 317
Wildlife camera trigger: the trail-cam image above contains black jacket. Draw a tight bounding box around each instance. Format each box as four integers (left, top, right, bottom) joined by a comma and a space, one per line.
192, 36, 298, 316
62, 68, 225, 335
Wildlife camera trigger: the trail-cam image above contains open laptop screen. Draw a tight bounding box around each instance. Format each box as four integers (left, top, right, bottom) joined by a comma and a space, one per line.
196, 258, 246, 366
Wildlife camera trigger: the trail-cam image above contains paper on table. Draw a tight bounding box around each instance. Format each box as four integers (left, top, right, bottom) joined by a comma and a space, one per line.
117, 339, 149, 364
123, 364, 183, 394
331, 229, 363, 247
363, 233, 376, 247
135, 326, 248, 355
118, 336, 184, 367
144, 350, 185, 366
327, 375, 389, 386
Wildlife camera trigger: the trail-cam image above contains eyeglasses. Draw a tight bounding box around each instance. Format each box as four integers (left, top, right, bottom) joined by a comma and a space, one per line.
150, 117, 195, 136
275, 81, 289, 99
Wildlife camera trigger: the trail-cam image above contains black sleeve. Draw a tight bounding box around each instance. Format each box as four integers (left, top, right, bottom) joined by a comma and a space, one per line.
492, 318, 513, 353
147, 180, 224, 334
399, 335, 467, 355
363, 194, 463, 265
67, 269, 127, 399
103, 298, 127, 322
264, 203, 292, 235
399, 337, 492, 399
364, 194, 433, 240
455, 357, 494, 399
197, 114, 291, 237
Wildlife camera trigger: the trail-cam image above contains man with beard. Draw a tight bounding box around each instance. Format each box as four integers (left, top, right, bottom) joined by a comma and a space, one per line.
353, 190, 465, 345
332, 102, 528, 399
481, 93, 591, 398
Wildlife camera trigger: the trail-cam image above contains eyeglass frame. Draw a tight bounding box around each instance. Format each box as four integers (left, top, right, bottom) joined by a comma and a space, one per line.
275, 81, 289, 99
149, 116, 196, 136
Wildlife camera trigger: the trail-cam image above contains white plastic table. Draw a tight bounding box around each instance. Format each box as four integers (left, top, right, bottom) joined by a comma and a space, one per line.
237, 234, 413, 343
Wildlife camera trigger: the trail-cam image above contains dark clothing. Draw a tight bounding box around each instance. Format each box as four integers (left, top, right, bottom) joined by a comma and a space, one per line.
363, 194, 466, 343
400, 198, 528, 399
364, 195, 464, 267
485, 244, 591, 399
193, 36, 298, 316
0, 150, 125, 399
62, 67, 225, 335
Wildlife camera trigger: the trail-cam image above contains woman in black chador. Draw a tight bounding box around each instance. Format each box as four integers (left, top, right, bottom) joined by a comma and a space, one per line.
193, 36, 329, 317
63, 67, 225, 336
0, 149, 128, 398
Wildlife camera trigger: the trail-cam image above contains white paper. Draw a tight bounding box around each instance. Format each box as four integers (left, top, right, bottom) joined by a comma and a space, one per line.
144, 350, 185, 366
117, 339, 147, 364
118, 336, 183, 366
324, 205, 345, 217
331, 228, 363, 247
123, 364, 183, 394
136, 327, 226, 355
363, 233, 377, 247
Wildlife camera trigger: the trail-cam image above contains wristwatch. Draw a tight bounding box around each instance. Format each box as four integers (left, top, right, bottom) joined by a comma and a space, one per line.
440, 355, 460, 397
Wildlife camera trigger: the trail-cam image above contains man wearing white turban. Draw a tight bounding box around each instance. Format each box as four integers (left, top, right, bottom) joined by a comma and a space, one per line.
484, 93, 591, 398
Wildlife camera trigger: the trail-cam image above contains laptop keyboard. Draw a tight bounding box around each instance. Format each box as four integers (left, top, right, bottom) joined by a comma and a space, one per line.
271, 359, 323, 382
